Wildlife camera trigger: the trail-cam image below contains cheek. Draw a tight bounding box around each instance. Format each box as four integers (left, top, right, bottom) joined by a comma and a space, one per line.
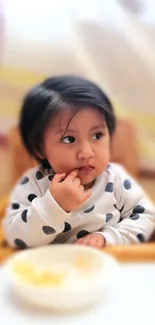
96, 140, 110, 164
100, 149, 110, 163
43, 140, 59, 165
44, 146, 75, 173
45, 147, 62, 163
97, 138, 110, 154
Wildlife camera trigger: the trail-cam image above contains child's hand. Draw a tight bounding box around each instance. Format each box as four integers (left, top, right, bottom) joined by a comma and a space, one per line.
75, 233, 105, 248
49, 169, 91, 212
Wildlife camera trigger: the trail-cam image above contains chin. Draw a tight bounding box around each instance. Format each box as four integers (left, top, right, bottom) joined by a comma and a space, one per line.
80, 175, 96, 187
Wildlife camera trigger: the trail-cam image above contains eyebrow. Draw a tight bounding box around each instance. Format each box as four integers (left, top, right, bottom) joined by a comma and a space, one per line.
90, 123, 107, 131
55, 123, 106, 135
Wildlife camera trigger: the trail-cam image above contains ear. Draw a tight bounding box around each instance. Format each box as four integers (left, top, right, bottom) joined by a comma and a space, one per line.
36, 145, 45, 159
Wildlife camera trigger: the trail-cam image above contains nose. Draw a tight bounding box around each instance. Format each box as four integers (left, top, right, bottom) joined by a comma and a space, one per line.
77, 142, 94, 160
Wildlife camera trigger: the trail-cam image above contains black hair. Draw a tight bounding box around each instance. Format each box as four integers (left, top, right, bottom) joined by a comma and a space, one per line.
19, 75, 116, 168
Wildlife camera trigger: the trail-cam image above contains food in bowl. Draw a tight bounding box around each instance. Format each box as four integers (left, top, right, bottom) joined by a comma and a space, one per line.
5, 245, 118, 311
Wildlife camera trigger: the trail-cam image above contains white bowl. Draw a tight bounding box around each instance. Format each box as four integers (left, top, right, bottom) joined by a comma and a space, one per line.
5, 244, 118, 311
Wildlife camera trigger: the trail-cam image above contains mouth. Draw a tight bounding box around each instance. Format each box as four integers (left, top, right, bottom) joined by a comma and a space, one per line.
78, 165, 95, 173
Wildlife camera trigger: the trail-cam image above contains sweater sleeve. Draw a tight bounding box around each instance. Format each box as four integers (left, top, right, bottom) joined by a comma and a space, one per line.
96, 165, 155, 245
2, 169, 72, 248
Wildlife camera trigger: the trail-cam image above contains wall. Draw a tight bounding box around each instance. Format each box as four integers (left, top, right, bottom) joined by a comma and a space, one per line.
0, 0, 155, 172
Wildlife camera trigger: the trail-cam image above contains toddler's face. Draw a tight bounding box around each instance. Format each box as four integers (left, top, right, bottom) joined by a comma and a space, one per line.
43, 107, 110, 187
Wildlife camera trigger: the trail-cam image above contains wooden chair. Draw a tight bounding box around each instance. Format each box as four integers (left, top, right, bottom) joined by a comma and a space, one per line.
8, 119, 138, 187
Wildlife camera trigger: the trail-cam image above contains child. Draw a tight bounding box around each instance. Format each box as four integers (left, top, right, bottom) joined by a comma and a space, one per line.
3, 75, 155, 249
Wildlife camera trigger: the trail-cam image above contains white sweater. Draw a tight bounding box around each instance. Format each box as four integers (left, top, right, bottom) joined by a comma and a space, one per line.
3, 163, 155, 248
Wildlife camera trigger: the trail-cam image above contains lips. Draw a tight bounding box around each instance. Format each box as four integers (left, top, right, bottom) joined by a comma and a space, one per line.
79, 165, 94, 172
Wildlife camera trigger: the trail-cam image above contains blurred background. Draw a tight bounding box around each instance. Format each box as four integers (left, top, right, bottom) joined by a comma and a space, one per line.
0, 0, 155, 199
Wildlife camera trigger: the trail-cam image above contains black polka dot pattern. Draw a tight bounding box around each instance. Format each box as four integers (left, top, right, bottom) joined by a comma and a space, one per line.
14, 238, 27, 249
137, 233, 145, 242
20, 177, 29, 185
130, 213, 140, 220
133, 205, 145, 214
77, 230, 89, 239
28, 194, 37, 202
84, 205, 95, 213
12, 203, 20, 210
42, 226, 56, 235
124, 179, 132, 190
105, 182, 114, 193
36, 171, 44, 180
21, 210, 28, 223
63, 222, 71, 233
106, 213, 113, 222
48, 175, 54, 181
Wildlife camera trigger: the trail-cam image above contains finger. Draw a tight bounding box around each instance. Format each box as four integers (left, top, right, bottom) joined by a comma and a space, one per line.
65, 169, 79, 183
95, 239, 105, 248
76, 235, 91, 245
79, 184, 84, 193
75, 235, 89, 244
88, 235, 98, 247
88, 235, 105, 248
52, 173, 66, 184
96, 235, 105, 248
75, 238, 83, 244
82, 190, 92, 202
73, 177, 81, 187
75, 239, 87, 245
85, 235, 98, 246
76, 235, 105, 248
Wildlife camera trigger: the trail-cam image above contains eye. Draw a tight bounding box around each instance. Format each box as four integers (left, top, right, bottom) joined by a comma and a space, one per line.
61, 136, 75, 144
92, 132, 103, 140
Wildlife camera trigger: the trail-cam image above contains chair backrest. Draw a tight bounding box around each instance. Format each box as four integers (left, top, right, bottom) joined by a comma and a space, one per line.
8, 118, 138, 186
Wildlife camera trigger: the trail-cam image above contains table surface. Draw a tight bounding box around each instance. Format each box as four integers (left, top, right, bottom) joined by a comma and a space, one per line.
2, 242, 155, 266
0, 261, 155, 325
103, 242, 155, 262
